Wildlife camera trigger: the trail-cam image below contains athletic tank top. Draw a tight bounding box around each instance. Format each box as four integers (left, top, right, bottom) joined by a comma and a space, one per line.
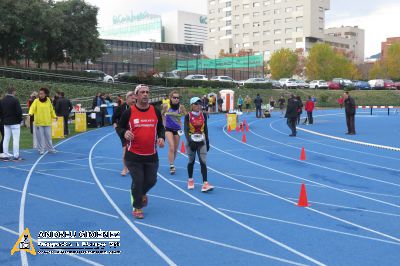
127, 105, 158, 156
165, 105, 182, 130
188, 112, 205, 135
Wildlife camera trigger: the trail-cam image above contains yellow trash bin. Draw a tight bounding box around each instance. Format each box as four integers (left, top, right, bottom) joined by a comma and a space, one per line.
75, 112, 87, 132
52, 116, 64, 139
227, 113, 237, 131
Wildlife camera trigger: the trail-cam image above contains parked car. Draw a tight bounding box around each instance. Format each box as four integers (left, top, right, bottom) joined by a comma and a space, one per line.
279, 78, 298, 89
295, 80, 309, 88
354, 81, 371, 90
368, 79, 385, 89
270, 79, 281, 89
114, 72, 134, 81
395, 81, 400, 90
210, 76, 239, 84
309, 80, 328, 89
85, 70, 114, 83
332, 78, 353, 89
384, 80, 396, 90
243, 78, 269, 84
327, 81, 341, 90
184, 74, 208, 81
154, 72, 180, 79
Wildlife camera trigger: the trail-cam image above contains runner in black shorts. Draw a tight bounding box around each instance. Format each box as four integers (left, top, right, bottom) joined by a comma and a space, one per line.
112, 91, 136, 176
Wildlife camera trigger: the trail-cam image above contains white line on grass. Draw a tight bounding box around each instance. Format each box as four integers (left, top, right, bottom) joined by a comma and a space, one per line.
88, 133, 176, 266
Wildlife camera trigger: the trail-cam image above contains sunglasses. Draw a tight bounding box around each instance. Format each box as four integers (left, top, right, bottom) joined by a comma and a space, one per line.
172, 96, 180, 99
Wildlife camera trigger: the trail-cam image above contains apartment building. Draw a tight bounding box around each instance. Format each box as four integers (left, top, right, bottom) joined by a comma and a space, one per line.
381, 36, 400, 60
204, 0, 330, 59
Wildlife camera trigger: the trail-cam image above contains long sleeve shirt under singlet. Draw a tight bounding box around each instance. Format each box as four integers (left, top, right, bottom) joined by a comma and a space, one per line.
117, 104, 165, 162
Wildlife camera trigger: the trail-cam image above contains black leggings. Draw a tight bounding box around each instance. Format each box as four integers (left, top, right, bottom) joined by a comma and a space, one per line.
126, 160, 158, 209
0, 124, 4, 154
187, 142, 207, 182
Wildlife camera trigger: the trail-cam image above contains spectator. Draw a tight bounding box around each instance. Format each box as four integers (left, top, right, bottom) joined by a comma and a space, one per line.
217, 95, 223, 112
344, 91, 356, 135
52, 91, 61, 107
201, 95, 209, 117
244, 95, 251, 114
0, 86, 23, 161
254, 94, 263, 118
237, 95, 243, 112
304, 96, 315, 125
28, 87, 57, 155
285, 94, 299, 137
55, 91, 73, 136
92, 93, 101, 110
0, 93, 4, 159
278, 95, 285, 115
296, 95, 303, 125
338, 96, 344, 109
269, 96, 275, 108
117, 95, 123, 106
27, 91, 38, 134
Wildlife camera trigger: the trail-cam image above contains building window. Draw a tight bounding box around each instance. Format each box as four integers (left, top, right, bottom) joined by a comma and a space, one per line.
235, 43, 240, 48
226, 30, 232, 35
226, 20, 231, 26
296, 5, 303, 12
226, 11, 231, 17
285, 28, 293, 33
210, 37, 215, 41
263, 20, 271, 26
234, 5, 240, 10
234, 15, 240, 20
274, 19, 282, 24
243, 3, 250, 9
253, 2, 260, 7
243, 23, 250, 28
274, 9, 280, 14
274, 39, 282, 44
243, 33, 249, 38
253, 41, 260, 46
234, 24, 240, 29
244, 42, 251, 47
274, 29, 282, 34
296, 16, 303, 22
296, 27, 303, 32
253, 22, 260, 27
253, 12, 260, 17
285, 17, 293, 23
226, 2, 231, 7
263, 40, 271, 45
209, 9, 215, 14
243, 13, 250, 19
319, 17, 324, 23
264, 0, 271, 6
210, 28, 216, 32
319, 7, 324, 12
319, 28, 324, 32
285, 7, 293, 12
274, 0, 282, 3
263, 10, 271, 16
253, 31, 260, 37
296, 37, 303, 42
263, 30, 271, 35
285, 38, 293, 44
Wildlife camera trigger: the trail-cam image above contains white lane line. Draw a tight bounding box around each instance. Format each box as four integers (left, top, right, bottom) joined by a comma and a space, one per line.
220, 128, 400, 208
208, 145, 400, 243
158, 172, 326, 266
343, 189, 400, 199
11, 167, 95, 185
19, 128, 104, 266
226, 127, 400, 188
269, 115, 400, 161
0, 184, 118, 219
219, 208, 400, 246
88, 133, 176, 266
135, 221, 306, 266
248, 123, 400, 173
0, 225, 103, 266
226, 173, 324, 188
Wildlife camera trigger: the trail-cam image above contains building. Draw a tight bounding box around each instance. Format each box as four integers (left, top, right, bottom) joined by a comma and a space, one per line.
99, 10, 207, 46
324, 26, 365, 64
161, 10, 208, 45
381, 37, 400, 60
204, 0, 364, 63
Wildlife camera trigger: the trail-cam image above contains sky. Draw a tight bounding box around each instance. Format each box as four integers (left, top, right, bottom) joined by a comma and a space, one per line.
85, 0, 400, 57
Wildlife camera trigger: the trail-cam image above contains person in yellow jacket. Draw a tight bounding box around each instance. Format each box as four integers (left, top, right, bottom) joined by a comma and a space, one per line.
29, 88, 57, 155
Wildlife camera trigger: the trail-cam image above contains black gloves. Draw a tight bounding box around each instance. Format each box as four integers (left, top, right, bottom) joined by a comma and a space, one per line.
189, 141, 197, 151
206, 139, 210, 152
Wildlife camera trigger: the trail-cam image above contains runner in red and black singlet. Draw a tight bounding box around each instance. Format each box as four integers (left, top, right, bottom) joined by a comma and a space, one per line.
117, 84, 165, 219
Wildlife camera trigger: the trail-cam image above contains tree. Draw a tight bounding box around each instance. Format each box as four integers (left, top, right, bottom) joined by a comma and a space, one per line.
369, 61, 386, 79
306, 43, 357, 80
386, 42, 400, 80
269, 48, 298, 79
154, 56, 175, 74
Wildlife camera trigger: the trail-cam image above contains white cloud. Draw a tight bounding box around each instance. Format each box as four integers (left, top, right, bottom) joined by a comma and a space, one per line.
326, 3, 400, 57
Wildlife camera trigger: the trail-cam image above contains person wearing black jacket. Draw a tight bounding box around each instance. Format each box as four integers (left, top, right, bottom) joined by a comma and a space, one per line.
117, 85, 165, 219
296, 95, 303, 125
254, 94, 263, 118
55, 92, 73, 136
344, 91, 356, 135
112, 90, 136, 176
285, 95, 299, 137
0, 86, 23, 160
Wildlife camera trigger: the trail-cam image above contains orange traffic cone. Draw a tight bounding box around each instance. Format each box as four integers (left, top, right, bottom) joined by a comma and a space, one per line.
300, 147, 306, 161
241, 123, 244, 132
246, 124, 249, 132
228, 125, 231, 133
297, 183, 310, 207
241, 133, 247, 143
236, 126, 240, 132
180, 141, 186, 154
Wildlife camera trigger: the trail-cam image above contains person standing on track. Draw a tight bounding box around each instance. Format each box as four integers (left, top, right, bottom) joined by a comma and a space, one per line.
185, 97, 213, 192
285, 94, 299, 137
117, 84, 165, 219
162, 90, 186, 175
344, 91, 356, 135
304, 96, 315, 125
112, 91, 136, 176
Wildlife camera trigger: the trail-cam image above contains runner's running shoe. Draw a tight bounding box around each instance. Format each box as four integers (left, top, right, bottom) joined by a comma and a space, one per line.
201, 182, 214, 192
133, 209, 144, 219
187, 178, 194, 190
